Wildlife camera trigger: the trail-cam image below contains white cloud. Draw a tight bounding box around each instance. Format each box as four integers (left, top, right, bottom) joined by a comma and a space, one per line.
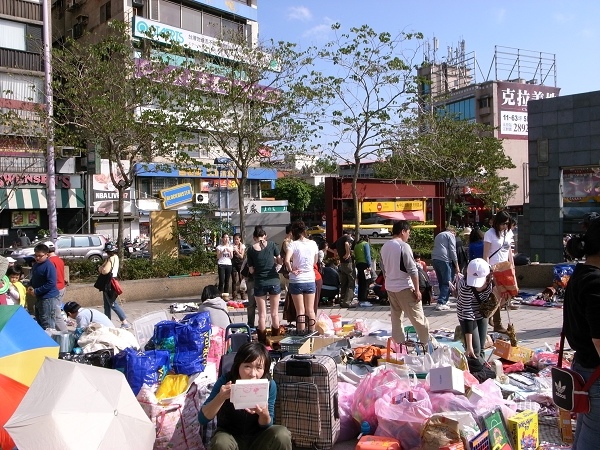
287, 6, 312, 21
553, 12, 575, 23
302, 17, 336, 41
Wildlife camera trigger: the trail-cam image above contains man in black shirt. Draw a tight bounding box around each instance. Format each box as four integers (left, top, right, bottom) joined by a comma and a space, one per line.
334, 230, 356, 307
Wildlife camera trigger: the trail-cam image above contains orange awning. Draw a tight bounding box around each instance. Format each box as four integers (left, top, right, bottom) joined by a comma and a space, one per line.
377, 211, 425, 221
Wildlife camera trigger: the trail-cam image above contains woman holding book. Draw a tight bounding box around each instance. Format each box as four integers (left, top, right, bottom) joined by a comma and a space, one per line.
198, 342, 292, 450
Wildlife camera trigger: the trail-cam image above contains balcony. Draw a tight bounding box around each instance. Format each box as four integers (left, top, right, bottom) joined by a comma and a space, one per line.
0, 48, 43, 73
0, 0, 42, 22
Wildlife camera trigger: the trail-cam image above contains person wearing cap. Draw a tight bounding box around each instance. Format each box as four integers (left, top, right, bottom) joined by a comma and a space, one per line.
6, 256, 17, 266
45, 241, 68, 332
98, 243, 131, 329
27, 243, 59, 330
457, 258, 493, 360
63, 301, 114, 329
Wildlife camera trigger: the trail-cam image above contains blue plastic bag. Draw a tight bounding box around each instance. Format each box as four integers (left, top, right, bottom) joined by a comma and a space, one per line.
113, 347, 170, 395
153, 311, 211, 375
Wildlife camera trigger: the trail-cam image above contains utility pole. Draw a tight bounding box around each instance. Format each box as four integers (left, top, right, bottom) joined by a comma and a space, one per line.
43, 0, 57, 241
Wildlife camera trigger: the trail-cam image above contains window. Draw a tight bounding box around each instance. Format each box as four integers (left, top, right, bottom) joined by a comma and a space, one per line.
0, 20, 26, 51
202, 12, 220, 38
181, 6, 202, 34
0, 156, 46, 173
478, 97, 491, 108
73, 236, 90, 248
446, 98, 475, 121
100, 1, 112, 23
160, 0, 180, 27
90, 236, 102, 246
0, 74, 43, 103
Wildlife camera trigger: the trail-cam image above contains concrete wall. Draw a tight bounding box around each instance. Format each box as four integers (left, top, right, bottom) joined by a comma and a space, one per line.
64, 274, 219, 308
525, 90, 600, 262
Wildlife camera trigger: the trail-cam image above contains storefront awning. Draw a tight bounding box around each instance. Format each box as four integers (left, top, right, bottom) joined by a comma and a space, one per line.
0, 188, 85, 209
377, 211, 425, 221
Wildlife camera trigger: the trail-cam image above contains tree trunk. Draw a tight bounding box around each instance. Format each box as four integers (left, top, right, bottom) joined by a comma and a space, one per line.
238, 168, 248, 240
352, 161, 360, 241
117, 185, 125, 261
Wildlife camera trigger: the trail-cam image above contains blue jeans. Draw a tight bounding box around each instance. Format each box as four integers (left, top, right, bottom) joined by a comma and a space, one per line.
36, 296, 58, 330
573, 361, 600, 449
288, 282, 316, 295
432, 259, 452, 305
459, 318, 488, 359
103, 289, 127, 322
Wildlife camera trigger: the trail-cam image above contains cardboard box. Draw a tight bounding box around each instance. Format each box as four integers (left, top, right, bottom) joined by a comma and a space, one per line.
295, 336, 346, 355
429, 365, 465, 394
507, 409, 538, 450
558, 408, 574, 444
493, 339, 534, 363
356, 435, 401, 450
466, 385, 485, 404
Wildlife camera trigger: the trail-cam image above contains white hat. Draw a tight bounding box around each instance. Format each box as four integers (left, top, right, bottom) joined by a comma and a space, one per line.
466, 258, 491, 288
6, 257, 16, 263
462, 227, 472, 236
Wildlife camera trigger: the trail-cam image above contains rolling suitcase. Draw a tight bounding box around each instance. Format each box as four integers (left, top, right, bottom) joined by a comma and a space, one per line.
274, 354, 340, 449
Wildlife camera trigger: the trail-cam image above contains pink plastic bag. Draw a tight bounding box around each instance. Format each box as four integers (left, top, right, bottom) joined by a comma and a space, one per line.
338, 382, 360, 442
374, 384, 432, 450
352, 368, 415, 431
207, 326, 225, 372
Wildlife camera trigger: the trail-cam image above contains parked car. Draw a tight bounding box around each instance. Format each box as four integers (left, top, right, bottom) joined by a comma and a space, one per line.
10, 234, 107, 265
343, 225, 391, 238
306, 225, 326, 237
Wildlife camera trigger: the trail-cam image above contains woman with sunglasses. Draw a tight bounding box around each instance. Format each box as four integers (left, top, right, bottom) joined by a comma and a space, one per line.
483, 211, 516, 334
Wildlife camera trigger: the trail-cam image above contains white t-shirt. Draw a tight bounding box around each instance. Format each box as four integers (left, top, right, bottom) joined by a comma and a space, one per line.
216, 244, 233, 265
484, 228, 513, 266
287, 239, 318, 283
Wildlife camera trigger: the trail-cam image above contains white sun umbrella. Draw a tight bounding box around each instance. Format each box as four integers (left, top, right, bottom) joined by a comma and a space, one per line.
5, 357, 155, 450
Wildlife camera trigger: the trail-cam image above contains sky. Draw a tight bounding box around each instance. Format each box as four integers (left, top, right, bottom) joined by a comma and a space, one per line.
257, 0, 600, 97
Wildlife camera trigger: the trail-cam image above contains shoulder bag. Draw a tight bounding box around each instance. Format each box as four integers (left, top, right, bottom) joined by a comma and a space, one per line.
471, 286, 499, 319
551, 331, 600, 412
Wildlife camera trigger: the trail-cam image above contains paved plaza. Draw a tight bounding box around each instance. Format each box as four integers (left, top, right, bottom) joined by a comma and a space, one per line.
115, 288, 563, 353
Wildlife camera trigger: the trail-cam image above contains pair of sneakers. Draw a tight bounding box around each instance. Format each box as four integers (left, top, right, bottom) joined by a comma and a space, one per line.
434, 303, 451, 311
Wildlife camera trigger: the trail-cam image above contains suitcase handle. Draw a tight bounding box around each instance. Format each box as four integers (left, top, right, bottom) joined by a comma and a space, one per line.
291, 354, 315, 360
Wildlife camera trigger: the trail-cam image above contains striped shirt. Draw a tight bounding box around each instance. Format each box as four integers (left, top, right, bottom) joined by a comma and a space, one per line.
456, 277, 493, 321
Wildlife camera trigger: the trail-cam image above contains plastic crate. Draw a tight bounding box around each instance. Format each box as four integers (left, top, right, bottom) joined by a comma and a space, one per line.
132, 310, 168, 348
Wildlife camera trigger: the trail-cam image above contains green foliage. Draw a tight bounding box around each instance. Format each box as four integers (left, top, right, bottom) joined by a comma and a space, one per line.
66, 251, 217, 282
408, 227, 435, 257
376, 111, 515, 225
265, 177, 313, 211
177, 204, 231, 249
313, 156, 338, 174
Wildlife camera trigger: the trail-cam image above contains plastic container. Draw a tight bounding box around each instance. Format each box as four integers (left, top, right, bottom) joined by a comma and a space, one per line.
329, 315, 342, 332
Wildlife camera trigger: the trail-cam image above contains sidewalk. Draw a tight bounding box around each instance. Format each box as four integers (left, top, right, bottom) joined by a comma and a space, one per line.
115, 288, 563, 353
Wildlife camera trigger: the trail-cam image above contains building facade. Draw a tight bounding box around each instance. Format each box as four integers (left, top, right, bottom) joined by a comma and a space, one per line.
0, 0, 85, 246
523, 90, 600, 263
47, 0, 282, 241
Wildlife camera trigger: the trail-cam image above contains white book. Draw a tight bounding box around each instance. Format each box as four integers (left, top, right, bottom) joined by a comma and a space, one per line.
230, 378, 270, 410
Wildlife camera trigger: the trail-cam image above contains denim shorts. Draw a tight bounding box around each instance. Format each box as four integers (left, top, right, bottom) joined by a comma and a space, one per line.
254, 284, 282, 297
289, 282, 316, 295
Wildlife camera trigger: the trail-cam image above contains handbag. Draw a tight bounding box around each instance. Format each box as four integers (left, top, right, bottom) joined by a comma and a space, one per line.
94, 272, 112, 291
111, 278, 124, 296
491, 260, 518, 298
551, 331, 600, 413
471, 286, 500, 319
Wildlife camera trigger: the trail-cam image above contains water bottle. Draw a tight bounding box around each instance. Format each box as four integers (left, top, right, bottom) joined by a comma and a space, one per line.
359, 421, 371, 438
74, 327, 84, 339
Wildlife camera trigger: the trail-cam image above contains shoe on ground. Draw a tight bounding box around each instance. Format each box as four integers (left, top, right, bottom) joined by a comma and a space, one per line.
435, 304, 451, 311
121, 323, 132, 330
494, 326, 508, 334
341, 301, 359, 309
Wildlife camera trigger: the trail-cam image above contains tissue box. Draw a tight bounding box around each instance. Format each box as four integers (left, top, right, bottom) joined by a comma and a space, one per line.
507, 409, 538, 450
466, 385, 485, 404
493, 340, 534, 363
429, 365, 465, 394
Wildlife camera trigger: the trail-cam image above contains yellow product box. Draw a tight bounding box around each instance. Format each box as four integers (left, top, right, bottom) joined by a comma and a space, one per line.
557, 408, 574, 444
507, 409, 538, 450
493, 340, 534, 363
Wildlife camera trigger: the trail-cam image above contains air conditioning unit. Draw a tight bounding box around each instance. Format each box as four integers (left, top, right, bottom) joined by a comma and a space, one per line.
195, 193, 208, 204
132, 0, 144, 8
60, 146, 82, 158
